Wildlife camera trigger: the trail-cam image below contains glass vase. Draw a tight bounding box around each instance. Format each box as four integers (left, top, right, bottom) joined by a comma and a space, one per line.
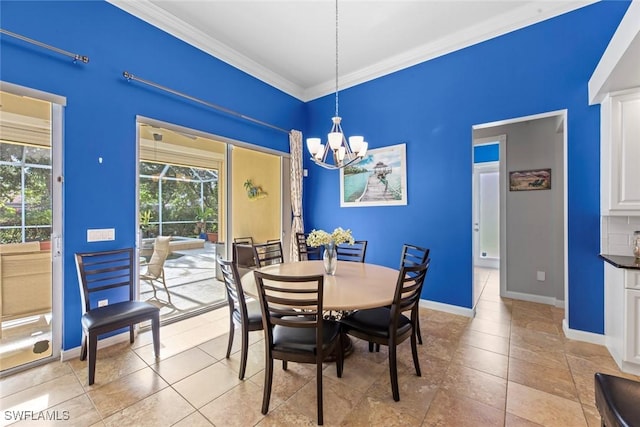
323, 242, 338, 275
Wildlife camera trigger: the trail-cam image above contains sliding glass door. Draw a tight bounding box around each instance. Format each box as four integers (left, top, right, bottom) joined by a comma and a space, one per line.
0, 86, 63, 374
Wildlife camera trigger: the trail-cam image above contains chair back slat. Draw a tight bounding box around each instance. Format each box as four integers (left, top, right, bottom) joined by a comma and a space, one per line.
75, 248, 135, 315
253, 271, 324, 335
400, 244, 430, 268
253, 241, 284, 267
391, 260, 430, 319
336, 240, 368, 263
217, 257, 251, 323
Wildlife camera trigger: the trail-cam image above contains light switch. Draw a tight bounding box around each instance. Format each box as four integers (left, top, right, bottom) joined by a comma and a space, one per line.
87, 228, 115, 242
536, 271, 546, 281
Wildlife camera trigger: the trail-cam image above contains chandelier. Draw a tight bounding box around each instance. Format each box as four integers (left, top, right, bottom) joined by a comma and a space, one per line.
306, 0, 368, 170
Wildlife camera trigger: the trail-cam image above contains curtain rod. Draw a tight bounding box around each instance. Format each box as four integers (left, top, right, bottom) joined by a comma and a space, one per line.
122, 71, 290, 135
0, 28, 89, 64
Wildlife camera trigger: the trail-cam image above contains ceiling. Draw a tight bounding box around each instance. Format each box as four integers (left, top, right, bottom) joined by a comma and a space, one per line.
111, 1, 595, 102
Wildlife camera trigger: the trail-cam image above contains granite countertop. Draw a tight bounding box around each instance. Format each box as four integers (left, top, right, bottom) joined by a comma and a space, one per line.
600, 254, 640, 270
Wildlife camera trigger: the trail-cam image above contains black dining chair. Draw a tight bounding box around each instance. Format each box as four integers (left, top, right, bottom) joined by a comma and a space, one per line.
295, 232, 321, 261
336, 240, 367, 263
217, 257, 263, 380
75, 248, 160, 385
400, 244, 430, 345
340, 260, 430, 401
253, 241, 284, 267
253, 270, 343, 425
234, 236, 254, 245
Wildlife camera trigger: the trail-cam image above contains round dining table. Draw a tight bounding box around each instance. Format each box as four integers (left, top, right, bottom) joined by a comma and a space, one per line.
240, 260, 399, 311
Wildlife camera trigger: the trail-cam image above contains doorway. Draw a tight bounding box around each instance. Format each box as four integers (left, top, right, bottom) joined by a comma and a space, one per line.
0, 84, 63, 374
472, 111, 567, 313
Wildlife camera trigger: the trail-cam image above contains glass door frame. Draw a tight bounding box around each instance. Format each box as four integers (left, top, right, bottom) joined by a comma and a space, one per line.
0, 81, 65, 375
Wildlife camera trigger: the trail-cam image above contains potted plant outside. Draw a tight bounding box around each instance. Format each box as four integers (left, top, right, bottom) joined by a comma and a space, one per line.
195, 206, 214, 241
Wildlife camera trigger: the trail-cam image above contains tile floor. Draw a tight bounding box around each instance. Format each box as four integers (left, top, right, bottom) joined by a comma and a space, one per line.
1, 268, 635, 426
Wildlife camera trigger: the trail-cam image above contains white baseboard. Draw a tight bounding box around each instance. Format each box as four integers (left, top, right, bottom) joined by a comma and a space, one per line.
504, 290, 564, 308
562, 319, 606, 346
420, 299, 475, 318
60, 331, 131, 362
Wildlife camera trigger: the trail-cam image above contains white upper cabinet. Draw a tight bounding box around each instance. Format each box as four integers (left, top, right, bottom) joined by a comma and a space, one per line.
590, 2, 640, 215
602, 90, 640, 215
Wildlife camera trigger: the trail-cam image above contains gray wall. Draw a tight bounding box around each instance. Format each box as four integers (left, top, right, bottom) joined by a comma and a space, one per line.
474, 116, 565, 302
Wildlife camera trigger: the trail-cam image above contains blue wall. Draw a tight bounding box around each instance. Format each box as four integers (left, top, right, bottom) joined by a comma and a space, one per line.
303, 1, 630, 333
0, 0, 630, 349
1, 0, 304, 350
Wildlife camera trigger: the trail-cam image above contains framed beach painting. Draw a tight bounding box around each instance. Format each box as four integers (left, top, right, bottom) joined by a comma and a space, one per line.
340, 143, 407, 207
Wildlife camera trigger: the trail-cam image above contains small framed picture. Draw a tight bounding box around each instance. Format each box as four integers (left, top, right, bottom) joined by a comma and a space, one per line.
509, 168, 551, 191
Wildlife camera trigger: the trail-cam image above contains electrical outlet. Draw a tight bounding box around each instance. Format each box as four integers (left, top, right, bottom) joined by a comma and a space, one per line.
536, 271, 546, 282
98, 299, 108, 307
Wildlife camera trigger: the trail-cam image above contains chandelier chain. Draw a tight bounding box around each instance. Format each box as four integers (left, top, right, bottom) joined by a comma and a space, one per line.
335, 0, 339, 117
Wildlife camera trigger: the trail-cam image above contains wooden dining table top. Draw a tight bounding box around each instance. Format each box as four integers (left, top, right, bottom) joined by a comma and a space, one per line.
240, 260, 399, 311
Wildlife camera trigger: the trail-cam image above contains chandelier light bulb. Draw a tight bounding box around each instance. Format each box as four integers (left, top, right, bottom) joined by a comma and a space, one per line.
349, 136, 364, 153
306, 137, 321, 155
328, 132, 343, 150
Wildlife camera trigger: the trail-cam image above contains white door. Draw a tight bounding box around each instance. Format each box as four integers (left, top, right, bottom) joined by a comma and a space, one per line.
473, 162, 500, 269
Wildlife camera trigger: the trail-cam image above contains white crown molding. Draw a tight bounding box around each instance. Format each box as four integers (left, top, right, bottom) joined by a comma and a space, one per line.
107, 0, 307, 100
108, 0, 595, 103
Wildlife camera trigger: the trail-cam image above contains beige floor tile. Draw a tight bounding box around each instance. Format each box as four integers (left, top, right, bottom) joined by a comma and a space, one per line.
423, 389, 505, 426
68, 343, 148, 388
172, 411, 214, 427
511, 316, 563, 336
340, 396, 423, 427
506, 381, 587, 427
220, 340, 266, 379
468, 317, 511, 338
508, 357, 578, 401
474, 306, 513, 325
151, 346, 216, 384
172, 361, 241, 408
254, 401, 316, 426
199, 379, 273, 426
0, 373, 84, 416
460, 329, 510, 355
509, 343, 568, 370
452, 345, 509, 378
249, 361, 315, 404
197, 330, 262, 360
504, 412, 544, 426
285, 374, 362, 425
87, 367, 168, 418
0, 361, 73, 398
510, 326, 565, 353
16, 394, 103, 427
102, 387, 195, 427
581, 403, 602, 427
440, 364, 506, 410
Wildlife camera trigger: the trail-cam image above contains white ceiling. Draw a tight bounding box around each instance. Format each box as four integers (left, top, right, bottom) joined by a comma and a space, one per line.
109, 0, 596, 101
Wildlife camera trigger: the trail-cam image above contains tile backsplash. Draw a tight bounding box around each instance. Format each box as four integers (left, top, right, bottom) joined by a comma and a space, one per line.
602, 216, 640, 256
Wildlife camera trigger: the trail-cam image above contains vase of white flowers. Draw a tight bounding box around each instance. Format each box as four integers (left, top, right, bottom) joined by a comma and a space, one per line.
306, 227, 355, 275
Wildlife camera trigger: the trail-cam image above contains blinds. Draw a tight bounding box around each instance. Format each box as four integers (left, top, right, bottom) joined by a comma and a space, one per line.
139, 137, 223, 170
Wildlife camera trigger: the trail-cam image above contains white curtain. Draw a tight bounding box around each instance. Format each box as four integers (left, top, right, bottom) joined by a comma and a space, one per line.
289, 130, 304, 262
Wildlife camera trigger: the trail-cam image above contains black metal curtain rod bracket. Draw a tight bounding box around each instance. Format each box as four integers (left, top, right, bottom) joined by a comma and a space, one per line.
0, 28, 89, 63
122, 71, 290, 135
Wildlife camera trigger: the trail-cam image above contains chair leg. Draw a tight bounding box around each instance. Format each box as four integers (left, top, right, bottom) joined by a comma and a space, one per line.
389, 339, 400, 402
368, 341, 374, 352
416, 316, 423, 345
336, 337, 344, 379
411, 328, 421, 377
160, 270, 173, 305
282, 360, 288, 371
80, 333, 87, 361
87, 333, 98, 386
129, 325, 135, 344
317, 358, 324, 425
262, 356, 274, 415
226, 318, 235, 359
152, 313, 160, 358
239, 325, 249, 380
